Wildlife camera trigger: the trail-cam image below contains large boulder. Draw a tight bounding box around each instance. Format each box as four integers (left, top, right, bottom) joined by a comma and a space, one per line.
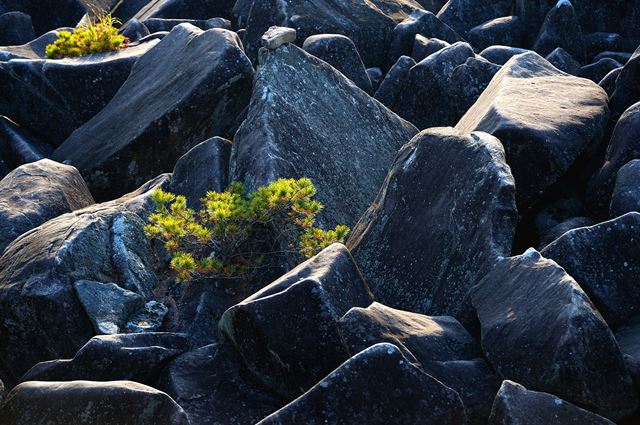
53, 24, 254, 201
0, 41, 158, 147
0, 12, 35, 45
0, 380, 190, 425
348, 127, 517, 317
436, 0, 513, 38
541, 212, 640, 328
257, 343, 468, 425
456, 51, 609, 211
231, 44, 417, 229
609, 46, 640, 120
374, 55, 416, 106
532, 0, 585, 62
611, 160, 640, 217
0, 159, 94, 253
468, 16, 525, 52
0, 0, 86, 35
0, 116, 52, 169
470, 249, 637, 420
131, 0, 235, 22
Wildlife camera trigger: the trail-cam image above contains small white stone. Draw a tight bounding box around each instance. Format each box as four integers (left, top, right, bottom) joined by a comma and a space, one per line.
261, 26, 297, 49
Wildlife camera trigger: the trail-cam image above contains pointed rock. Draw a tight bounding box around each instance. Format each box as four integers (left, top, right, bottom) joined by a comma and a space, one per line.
532, 0, 585, 63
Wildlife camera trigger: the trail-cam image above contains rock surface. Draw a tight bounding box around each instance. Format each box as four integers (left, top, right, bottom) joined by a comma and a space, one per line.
611, 160, 640, 217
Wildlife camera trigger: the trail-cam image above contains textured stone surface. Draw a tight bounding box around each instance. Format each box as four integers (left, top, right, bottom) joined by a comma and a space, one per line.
611, 160, 640, 217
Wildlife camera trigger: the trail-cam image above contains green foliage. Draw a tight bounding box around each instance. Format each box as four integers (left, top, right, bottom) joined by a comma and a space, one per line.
145, 178, 350, 281
45, 14, 128, 59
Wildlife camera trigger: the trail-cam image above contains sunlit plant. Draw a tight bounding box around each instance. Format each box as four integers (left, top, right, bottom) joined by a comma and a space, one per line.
45, 14, 128, 59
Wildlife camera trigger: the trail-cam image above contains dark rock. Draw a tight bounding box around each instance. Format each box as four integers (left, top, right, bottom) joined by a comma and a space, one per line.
303, 34, 372, 93
111, 0, 151, 22
436, 0, 513, 38
448, 56, 501, 121
53, 25, 253, 201
158, 343, 281, 425
616, 316, 640, 394
0, 27, 73, 60
599, 67, 621, 97
588, 101, 640, 214
125, 300, 169, 333
594, 50, 631, 64
584, 32, 623, 61
488, 380, 615, 425
389, 9, 463, 66
609, 45, 640, 120
219, 243, 373, 398
479, 45, 530, 65
120, 18, 150, 41
414, 0, 447, 13
0, 41, 157, 147
74, 280, 144, 335
545, 47, 580, 74
169, 137, 231, 209
534, 196, 588, 237
0, 12, 35, 45
578, 58, 623, 83
257, 343, 468, 425
0, 159, 94, 253
0, 0, 86, 35
456, 51, 609, 211
470, 249, 637, 420
348, 127, 517, 316
541, 212, 640, 328
230, 44, 417, 229
132, 0, 236, 22
340, 302, 500, 424
142, 17, 230, 33
411, 35, 449, 62
0, 380, 190, 425
532, 0, 585, 63
611, 160, 640, 217
242, 0, 422, 67
374, 55, 416, 106
468, 16, 525, 52
0, 116, 52, 168
366, 67, 384, 90
538, 216, 594, 248
20, 333, 190, 385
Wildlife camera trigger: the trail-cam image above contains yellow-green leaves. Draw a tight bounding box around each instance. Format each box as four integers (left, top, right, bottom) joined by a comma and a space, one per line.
45, 14, 128, 59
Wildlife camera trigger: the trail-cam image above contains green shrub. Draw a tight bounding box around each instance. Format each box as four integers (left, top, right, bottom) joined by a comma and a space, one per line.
45, 14, 128, 59
145, 178, 350, 281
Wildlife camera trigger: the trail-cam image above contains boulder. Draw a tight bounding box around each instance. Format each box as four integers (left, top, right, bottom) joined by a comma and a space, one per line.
366, 67, 384, 90
598, 67, 621, 97
479, 45, 530, 65
593, 50, 631, 64
538, 216, 594, 248
125, 300, 169, 333
532, 0, 585, 63
488, 380, 615, 425
303, 34, 372, 93
0, 0, 86, 35
584, 32, 623, 61
142, 17, 230, 33
456, 51, 609, 211
374, 55, 416, 106
611, 160, 640, 217
0, 380, 190, 425
20, 333, 190, 385
230, 43, 417, 229
257, 343, 468, 425
261, 25, 297, 49
541, 212, 640, 328
132, 0, 235, 22
348, 127, 517, 316
578, 58, 622, 83
120, 18, 150, 42
470, 249, 637, 420
0, 159, 94, 253
468, 16, 525, 52
0, 27, 72, 60
411, 35, 449, 62
53, 25, 254, 201
0, 12, 35, 45
448, 56, 501, 122
545, 47, 580, 74
169, 136, 231, 209
0, 41, 158, 147
219, 243, 373, 398
436, 0, 513, 38
608, 45, 640, 120
0, 116, 52, 168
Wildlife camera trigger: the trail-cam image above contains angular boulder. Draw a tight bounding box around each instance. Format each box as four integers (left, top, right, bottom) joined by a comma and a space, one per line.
0, 12, 35, 45
375, 55, 416, 106
348, 127, 517, 316
545, 47, 580, 74
411, 35, 449, 62
611, 160, 640, 217
479, 45, 530, 65
603, 42, 640, 120
53, 24, 254, 201
532, 0, 585, 62
132, 0, 236, 22
0, 0, 86, 35
468, 16, 525, 52
231, 44, 417, 229
0, 116, 51, 168
436, 0, 513, 38
456, 51, 609, 210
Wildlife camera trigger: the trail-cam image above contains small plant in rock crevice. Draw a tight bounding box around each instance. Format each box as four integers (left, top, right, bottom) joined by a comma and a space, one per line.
145, 178, 350, 281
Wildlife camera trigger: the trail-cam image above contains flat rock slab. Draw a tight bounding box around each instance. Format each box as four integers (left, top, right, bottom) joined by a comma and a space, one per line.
456, 51, 609, 211
231, 44, 417, 228
348, 127, 517, 316
261, 26, 296, 49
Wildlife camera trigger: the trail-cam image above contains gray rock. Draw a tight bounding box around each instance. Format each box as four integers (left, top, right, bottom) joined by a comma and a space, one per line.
130, 0, 236, 23
538, 216, 594, 248
375, 55, 416, 106
593, 50, 631, 64
0, 380, 190, 425
366, 67, 383, 90
468, 16, 525, 52
448, 56, 501, 122
411, 35, 449, 62
0, 0, 86, 35
584, 32, 623, 61
53, 24, 254, 201
0, 27, 73, 60
470, 249, 637, 420
532, 0, 585, 63
348, 127, 517, 316
0, 159, 94, 253
436, 0, 513, 38
142, 17, 231, 33
578, 58, 622, 83
231, 44, 417, 229
598, 67, 622, 97
456, 51, 609, 211
488, 380, 615, 425
611, 160, 640, 217
0, 12, 35, 45
545, 47, 580, 74
261, 26, 296, 49
125, 301, 169, 333
0, 116, 52, 168
120, 18, 150, 42
479, 46, 530, 65
608, 45, 640, 121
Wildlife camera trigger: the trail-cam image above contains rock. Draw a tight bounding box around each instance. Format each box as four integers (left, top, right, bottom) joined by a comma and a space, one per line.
348, 127, 517, 316
169, 137, 231, 209
20, 333, 190, 385
611, 160, 640, 217
231, 44, 417, 229
0, 0, 86, 35
532, 0, 585, 63
456, 51, 609, 211
0, 12, 35, 45
340, 302, 500, 424
488, 380, 616, 425
448, 56, 501, 122
534, 196, 588, 237
125, 301, 169, 333
594, 50, 631, 64
583, 32, 623, 61
0, 27, 72, 60
468, 16, 525, 52
538, 216, 594, 248
258, 343, 468, 425
366, 67, 384, 90
541, 212, 640, 328
303, 34, 372, 93
158, 343, 281, 425
374, 55, 416, 106
387, 42, 476, 129
0, 116, 52, 168
0, 159, 94, 253
120, 18, 150, 42
578, 58, 622, 83
479, 45, 530, 65
545, 47, 580, 74
411, 35, 450, 62
389, 9, 463, 66
261, 26, 296, 49
0, 380, 190, 425
243, 0, 422, 67
219, 243, 373, 398
53, 25, 254, 201
131, 0, 236, 22
470, 249, 637, 420
609, 45, 640, 120
436, 0, 513, 38
598, 67, 622, 97
588, 102, 640, 214
142, 17, 230, 33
